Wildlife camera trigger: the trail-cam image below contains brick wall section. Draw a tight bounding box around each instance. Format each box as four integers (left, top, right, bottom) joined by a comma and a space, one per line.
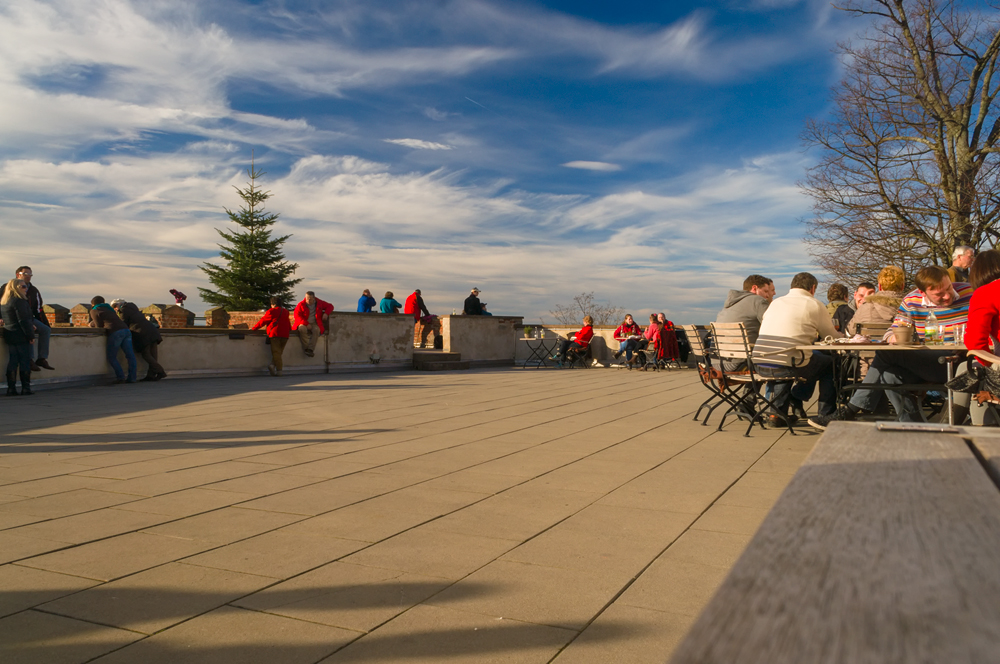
69, 304, 92, 327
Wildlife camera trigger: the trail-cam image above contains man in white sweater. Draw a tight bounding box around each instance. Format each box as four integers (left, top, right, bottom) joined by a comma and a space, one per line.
752, 272, 842, 427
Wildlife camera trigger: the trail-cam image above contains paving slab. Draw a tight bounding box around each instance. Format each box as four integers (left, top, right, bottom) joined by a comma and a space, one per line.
0, 368, 810, 663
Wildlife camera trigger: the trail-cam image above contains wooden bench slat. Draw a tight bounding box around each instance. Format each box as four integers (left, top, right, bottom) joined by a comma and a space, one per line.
668, 421, 1000, 663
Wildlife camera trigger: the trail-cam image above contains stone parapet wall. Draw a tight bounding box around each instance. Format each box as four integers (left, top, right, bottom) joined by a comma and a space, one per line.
441, 315, 523, 365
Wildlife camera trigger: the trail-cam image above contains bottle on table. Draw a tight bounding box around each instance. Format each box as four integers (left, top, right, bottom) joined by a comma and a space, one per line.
925, 310, 939, 345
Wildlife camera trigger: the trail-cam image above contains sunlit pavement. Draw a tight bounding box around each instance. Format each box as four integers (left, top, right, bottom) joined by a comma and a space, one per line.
0, 367, 816, 663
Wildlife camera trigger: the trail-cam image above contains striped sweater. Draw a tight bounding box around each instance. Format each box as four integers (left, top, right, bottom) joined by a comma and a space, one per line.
889, 283, 973, 342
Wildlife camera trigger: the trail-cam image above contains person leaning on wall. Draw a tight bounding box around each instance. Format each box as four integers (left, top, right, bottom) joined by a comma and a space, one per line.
1, 278, 35, 395
252, 297, 291, 376
111, 299, 166, 382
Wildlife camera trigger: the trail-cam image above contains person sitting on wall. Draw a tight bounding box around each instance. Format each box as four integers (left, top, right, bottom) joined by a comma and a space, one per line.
252, 297, 291, 376
111, 299, 166, 381
463, 288, 483, 315
357, 289, 377, 313
380, 291, 402, 314
89, 295, 137, 384
554, 315, 594, 365
293, 291, 333, 358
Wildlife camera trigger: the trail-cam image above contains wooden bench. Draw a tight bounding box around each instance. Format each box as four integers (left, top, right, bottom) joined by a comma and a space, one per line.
668, 421, 1000, 663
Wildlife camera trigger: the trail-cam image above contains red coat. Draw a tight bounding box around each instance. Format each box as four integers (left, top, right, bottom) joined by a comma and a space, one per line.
251, 306, 291, 338
404, 292, 430, 321
573, 325, 594, 348
293, 298, 334, 334
614, 322, 641, 341
966, 278, 1000, 356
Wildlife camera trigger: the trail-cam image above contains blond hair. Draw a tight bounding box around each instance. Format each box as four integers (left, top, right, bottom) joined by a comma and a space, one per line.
878, 266, 906, 292
1, 278, 26, 306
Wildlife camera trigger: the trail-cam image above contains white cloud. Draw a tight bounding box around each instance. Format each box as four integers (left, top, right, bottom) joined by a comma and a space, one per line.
383, 138, 454, 150
0, 147, 813, 323
562, 161, 622, 172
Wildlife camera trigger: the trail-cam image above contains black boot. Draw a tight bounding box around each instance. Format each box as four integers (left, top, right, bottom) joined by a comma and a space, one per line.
20, 370, 33, 395
6, 372, 18, 396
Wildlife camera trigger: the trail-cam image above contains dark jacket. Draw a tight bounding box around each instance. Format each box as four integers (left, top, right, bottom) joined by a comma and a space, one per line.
2, 297, 35, 345
463, 294, 483, 315
118, 302, 162, 350
90, 303, 127, 333
357, 294, 377, 313
0, 282, 47, 325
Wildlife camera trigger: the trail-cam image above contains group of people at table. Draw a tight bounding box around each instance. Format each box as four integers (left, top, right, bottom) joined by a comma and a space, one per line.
716, 244, 1000, 428
550, 311, 681, 368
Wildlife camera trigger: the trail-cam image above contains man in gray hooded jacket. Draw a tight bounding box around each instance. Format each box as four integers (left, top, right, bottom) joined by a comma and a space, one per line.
716, 274, 774, 349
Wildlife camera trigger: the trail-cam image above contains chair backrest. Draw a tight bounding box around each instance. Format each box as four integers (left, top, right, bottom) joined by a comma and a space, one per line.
684, 324, 711, 356
856, 322, 892, 339
710, 322, 752, 362
750, 334, 808, 368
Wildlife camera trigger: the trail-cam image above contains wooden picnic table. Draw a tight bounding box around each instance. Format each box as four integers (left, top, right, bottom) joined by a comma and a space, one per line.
667, 421, 1000, 663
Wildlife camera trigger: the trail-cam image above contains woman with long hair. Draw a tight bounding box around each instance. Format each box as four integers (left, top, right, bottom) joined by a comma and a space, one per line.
613, 314, 642, 363
1, 278, 35, 395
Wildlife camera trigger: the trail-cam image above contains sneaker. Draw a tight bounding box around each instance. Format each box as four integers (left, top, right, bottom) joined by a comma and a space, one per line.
807, 405, 857, 430
267, 363, 277, 376
591, 358, 601, 367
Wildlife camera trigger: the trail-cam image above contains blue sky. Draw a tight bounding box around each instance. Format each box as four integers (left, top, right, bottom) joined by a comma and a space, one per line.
0, 0, 854, 322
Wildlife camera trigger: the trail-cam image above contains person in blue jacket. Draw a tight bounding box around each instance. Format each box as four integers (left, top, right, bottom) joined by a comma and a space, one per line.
379, 291, 403, 314
357, 289, 377, 313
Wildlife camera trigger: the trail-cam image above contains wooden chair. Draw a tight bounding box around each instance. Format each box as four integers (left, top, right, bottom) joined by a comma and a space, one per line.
713, 323, 806, 436
684, 324, 729, 425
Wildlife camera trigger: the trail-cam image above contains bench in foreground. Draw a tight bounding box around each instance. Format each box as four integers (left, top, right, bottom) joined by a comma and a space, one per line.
669, 421, 1000, 663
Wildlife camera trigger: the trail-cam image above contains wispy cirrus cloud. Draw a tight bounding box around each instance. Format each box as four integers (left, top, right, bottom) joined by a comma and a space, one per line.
383, 138, 453, 150
562, 161, 621, 172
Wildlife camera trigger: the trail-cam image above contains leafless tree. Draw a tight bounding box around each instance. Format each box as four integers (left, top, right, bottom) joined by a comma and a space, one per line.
549, 292, 625, 326
801, 0, 1000, 286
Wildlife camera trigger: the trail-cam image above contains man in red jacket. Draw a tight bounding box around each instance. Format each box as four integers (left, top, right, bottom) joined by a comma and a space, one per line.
251, 297, 291, 376
293, 291, 334, 358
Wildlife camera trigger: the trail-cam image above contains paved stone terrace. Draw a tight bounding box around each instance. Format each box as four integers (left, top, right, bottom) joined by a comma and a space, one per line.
0, 367, 817, 663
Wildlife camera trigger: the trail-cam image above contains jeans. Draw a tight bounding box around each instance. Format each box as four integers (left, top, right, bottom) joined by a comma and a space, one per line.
618, 338, 644, 360
107, 328, 137, 382
30, 319, 50, 361
873, 350, 950, 422
757, 351, 836, 416
6, 342, 30, 387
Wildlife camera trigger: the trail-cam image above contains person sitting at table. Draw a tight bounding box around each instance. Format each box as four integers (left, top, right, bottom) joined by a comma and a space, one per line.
808, 265, 973, 429
612, 314, 643, 362
845, 265, 906, 334
752, 272, 842, 428
554, 316, 594, 365
951, 249, 1000, 425
716, 274, 774, 370
848, 281, 877, 313
826, 283, 854, 333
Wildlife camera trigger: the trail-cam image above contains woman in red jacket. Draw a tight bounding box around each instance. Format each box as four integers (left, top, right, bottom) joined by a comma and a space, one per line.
555, 316, 594, 365
251, 297, 291, 376
955, 250, 1000, 424
613, 314, 643, 363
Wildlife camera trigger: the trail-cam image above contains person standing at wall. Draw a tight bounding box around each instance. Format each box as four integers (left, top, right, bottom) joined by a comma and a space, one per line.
252, 297, 291, 376
357, 289, 377, 313
293, 291, 333, 358
112, 299, 166, 381
89, 295, 137, 384
1, 278, 35, 395
0, 267, 54, 371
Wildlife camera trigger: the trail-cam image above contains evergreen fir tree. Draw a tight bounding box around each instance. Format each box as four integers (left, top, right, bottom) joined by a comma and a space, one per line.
199, 160, 301, 311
